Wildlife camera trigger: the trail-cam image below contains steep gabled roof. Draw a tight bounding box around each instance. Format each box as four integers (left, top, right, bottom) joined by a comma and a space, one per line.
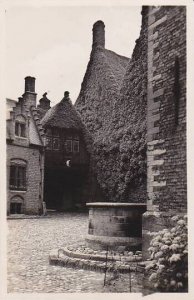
74, 19, 147, 203
41, 92, 83, 130
103, 49, 129, 86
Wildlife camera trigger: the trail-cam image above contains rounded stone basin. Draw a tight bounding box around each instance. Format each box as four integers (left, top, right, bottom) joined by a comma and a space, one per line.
86, 202, 146, 251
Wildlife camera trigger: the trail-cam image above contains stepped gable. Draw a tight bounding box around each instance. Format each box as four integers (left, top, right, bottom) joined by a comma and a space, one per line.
6, 98, 17, 119
41, 91, 83, 130
6, 98, 17, 140
6, 95, 44, 147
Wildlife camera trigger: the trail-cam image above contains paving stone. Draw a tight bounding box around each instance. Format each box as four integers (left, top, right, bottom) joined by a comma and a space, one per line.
7, 212, 143, 293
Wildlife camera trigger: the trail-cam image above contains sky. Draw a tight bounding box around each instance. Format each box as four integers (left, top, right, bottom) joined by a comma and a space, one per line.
5, 5, 142, 105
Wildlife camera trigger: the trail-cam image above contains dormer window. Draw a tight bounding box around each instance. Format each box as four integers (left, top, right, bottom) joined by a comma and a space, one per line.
15, 115, 26, 138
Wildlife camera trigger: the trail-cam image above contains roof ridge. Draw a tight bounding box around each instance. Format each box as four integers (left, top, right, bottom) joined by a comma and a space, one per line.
41, 96, 83, 130
30, 106, 45, 143
103, 48, 129, 61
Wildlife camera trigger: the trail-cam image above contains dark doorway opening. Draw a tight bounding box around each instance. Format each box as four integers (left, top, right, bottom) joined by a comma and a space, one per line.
44, 167, 87, 211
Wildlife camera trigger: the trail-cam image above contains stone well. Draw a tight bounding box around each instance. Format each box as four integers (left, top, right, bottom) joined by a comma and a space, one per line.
86, 202, 146, 251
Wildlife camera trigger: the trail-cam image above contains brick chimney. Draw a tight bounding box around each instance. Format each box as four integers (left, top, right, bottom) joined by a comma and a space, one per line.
92, 20, 105, 49
23, 76, 37, 107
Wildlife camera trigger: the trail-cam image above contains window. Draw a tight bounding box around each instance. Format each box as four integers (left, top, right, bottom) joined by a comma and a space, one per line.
73, 140, 79, 153
15, 115, 26, 137
53, 138, 60, 150
10, 165, 26, 190
66, 140, 72, 153
45, 137, 52, 150
15, 122, 26, 137
10, 202, 22, 214
10, 195, 24, 214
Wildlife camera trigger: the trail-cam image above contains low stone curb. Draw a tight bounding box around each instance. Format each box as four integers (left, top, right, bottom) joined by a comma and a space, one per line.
49, 249, 145, 274
62, 246, 142, 262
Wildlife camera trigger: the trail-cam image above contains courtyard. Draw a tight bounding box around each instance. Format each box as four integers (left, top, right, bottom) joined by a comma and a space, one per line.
7, 212, 143, 293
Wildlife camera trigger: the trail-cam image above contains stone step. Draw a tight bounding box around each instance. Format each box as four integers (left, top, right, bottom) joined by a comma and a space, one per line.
49, 248, 144, 274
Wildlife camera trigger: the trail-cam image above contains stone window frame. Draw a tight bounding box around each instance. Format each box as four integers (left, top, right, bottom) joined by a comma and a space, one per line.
15, 115, 26, 138
9, 159, 27, 191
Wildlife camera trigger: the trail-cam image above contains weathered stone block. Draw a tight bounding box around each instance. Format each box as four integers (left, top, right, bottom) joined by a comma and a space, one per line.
86, 203, 146, 251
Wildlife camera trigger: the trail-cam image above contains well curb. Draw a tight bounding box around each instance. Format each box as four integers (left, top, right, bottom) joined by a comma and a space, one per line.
49, 248, 145, 274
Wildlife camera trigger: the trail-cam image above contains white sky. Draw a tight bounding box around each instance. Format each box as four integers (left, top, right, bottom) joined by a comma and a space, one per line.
5, 5, 141, 105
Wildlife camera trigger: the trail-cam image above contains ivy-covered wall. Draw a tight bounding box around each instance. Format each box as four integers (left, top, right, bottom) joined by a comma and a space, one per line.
75, 9, 148, 203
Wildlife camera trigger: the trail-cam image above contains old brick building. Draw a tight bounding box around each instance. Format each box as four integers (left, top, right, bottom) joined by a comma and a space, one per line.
6, 79, 90, 214
142, 6, 186, 256
75, 6, 186, 253
6, 6, 186, 223
38, 91, 89, 210
6, 77, 45, 215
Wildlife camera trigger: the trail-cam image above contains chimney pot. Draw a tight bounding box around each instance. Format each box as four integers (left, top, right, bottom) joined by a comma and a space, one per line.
64, 91, 69, 98
92, 20, 105, 49
25, 76, 36, 93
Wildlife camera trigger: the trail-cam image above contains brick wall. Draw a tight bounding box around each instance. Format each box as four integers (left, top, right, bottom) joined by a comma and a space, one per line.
147, 6, 186, 212
6, 77, 45, 215
7, 144, 44, 214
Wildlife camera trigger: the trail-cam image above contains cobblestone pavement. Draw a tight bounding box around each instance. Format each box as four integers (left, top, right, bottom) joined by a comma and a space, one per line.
7, 212, 143, 293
